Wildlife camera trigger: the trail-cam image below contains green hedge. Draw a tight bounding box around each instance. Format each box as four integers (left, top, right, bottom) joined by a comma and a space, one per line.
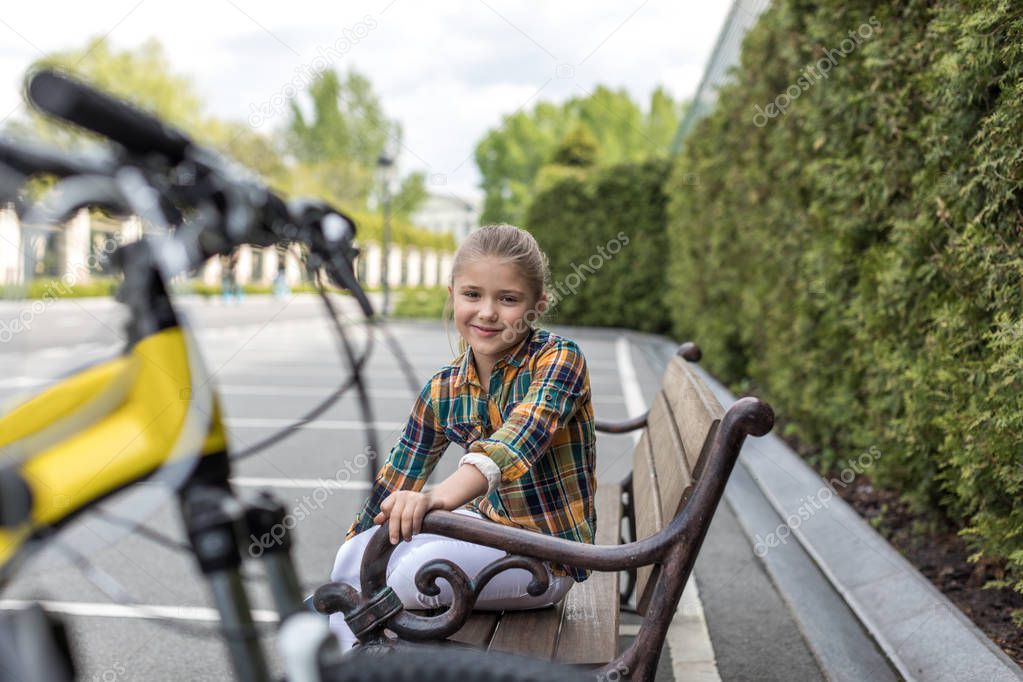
0, 278, 120, 299
181, 282, 330, 297
666, 0, 1023, 593
526, 159, 672, 334
392, 285, 448, 319
348, 210, 456, 251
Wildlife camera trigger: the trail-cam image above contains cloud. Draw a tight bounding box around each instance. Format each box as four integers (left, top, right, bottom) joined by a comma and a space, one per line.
0, 0, 734, 196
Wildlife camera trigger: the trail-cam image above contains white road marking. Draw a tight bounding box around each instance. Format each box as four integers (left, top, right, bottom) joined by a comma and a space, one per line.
225, 417, 405, 430
216, 384, 624, 404
615, 334, 721, 681
231, 477, 371, 491
614, 337, 646, 446
0, 598, 279, 623
219, 385, 417, 397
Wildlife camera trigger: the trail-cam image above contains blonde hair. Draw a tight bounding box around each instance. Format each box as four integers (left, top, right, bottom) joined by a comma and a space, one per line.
443, 224, 551, 357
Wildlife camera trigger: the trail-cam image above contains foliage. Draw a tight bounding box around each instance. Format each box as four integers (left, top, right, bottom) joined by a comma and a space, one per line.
285, 70, 426, 215
4, 38, 444, 252
392, 285, 449, 319
535, 124, 599, 193
526, 159, 671, 334
285, 70, 392, 205
13, 38, 205, 146
0, 277, 119, 299
181, 282, 341, 297
350, 209, 454, 251
475, 86, 685, 226
551, 124, 599, 167
665, 0, 1023, 591
391, 171, 428, 219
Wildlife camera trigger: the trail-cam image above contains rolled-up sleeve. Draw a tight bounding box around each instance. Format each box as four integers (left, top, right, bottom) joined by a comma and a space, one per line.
468, 340, 588, 482
345, 378, 449, 540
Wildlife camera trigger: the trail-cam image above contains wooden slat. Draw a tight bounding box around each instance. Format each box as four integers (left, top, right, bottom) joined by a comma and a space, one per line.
593, 483, 624, 546
647, 391, 693, 523
686, 364, 725, 480
691, 365, 725, 420
488, 599, 565, 659
555, 484, 621, 664
449, 613, 500, 648
662, 357, 721, 474
630, 431, 662, 606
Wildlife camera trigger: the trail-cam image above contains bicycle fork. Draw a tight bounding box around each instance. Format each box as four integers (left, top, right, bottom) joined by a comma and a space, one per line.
182, 484, 271, 682
181, 484, 343, 682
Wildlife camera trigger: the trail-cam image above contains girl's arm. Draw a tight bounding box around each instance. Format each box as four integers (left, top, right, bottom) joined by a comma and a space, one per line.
345, 378, 449, 541
373, 463, 488, 544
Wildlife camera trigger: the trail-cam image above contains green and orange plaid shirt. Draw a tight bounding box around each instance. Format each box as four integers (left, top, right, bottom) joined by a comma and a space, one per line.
345, 327, 597, 581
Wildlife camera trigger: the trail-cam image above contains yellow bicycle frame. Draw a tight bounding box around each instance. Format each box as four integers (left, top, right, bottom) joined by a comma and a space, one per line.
0, 322, 228, 572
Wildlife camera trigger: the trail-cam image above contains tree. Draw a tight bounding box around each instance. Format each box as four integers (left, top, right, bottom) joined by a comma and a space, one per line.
8, 37, 286, 188
550, 124, 599, 167
285, 70, 425, 213
286, 70, 381, 206
391, 171, 427, 218
286, 70, 390, 168
474, 87, 686, 225
11, 37, 205, 147
535, 123, 599, 192
8, 38, 426, 224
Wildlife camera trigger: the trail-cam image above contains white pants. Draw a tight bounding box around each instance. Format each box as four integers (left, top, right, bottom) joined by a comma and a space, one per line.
328, 509, 575, 650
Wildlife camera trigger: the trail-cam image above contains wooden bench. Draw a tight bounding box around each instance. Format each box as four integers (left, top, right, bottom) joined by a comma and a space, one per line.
314, 342, 774, 682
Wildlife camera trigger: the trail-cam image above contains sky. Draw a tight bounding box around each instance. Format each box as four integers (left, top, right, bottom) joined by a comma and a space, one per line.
0, 1, 733, 199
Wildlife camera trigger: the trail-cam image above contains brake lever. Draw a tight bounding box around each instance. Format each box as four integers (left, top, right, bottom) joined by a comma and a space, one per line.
286, 199, 375, 317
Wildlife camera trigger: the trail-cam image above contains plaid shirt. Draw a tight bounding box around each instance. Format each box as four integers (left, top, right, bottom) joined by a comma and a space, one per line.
345, 327, 597, 581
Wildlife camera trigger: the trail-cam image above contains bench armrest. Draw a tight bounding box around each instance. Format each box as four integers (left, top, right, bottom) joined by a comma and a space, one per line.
594, 342, 701, 434
595, 413, 648, 433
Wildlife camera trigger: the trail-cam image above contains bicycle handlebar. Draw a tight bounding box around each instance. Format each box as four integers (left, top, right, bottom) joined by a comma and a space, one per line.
26, 69, 191, 164
0, 137, 114, 178
6, 67, 372, 315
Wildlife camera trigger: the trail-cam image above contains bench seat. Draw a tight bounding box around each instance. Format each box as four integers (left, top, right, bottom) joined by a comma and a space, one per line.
447, 482, 622, 664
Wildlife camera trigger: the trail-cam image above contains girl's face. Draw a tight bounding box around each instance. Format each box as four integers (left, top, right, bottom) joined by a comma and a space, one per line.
448, 256, 546, 366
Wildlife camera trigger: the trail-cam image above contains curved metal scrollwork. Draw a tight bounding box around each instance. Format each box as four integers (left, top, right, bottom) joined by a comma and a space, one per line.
471, 554, 549, 598
312, 527, 556, 644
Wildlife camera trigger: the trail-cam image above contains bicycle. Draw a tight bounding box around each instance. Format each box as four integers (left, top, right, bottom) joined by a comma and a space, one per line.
0, 69, 590, 681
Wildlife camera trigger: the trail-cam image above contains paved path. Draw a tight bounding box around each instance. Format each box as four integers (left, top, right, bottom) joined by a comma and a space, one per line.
0, 294, 730, 680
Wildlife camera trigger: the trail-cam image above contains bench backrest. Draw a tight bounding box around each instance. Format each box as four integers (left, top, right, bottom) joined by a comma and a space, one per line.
631, 354, 724, 611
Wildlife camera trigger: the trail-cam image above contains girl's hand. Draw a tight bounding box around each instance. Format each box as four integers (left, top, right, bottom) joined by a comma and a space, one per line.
374, 490, 446, 544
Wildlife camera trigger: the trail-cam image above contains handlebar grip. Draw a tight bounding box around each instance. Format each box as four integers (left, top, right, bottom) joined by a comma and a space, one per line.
0, 137, 111, 178
26, 69, 192, 164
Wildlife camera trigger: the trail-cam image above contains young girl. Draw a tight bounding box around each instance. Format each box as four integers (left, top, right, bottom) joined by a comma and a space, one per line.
328, 224, 597, 650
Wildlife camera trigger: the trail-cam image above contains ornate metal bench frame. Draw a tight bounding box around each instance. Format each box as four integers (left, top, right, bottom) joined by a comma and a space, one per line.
314, 344, 774, 681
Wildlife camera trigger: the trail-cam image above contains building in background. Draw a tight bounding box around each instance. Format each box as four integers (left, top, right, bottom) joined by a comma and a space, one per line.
0, 203, 457, 292
409, 192, 481, 244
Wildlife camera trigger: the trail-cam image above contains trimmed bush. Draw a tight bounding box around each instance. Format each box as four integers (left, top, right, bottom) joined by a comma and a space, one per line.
393, 285, 448, 319
665, 0, 1023, 591
0, 277, 119, 299
526, 159, 672, 334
